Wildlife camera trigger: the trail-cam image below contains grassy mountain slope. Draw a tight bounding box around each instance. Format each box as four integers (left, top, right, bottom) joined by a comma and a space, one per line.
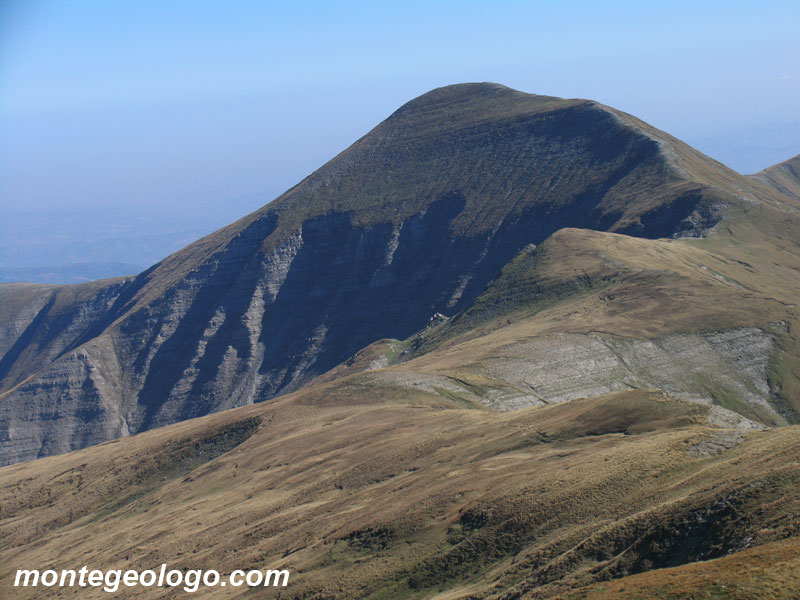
752, 153, 800, 200
3, 381, 800, 599
559, 537, 800, 600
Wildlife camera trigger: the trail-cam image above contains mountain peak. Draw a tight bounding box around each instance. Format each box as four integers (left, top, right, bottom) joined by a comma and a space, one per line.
2, 83, 798, 465
394, 82, 520, 108
387, 82, 583, 124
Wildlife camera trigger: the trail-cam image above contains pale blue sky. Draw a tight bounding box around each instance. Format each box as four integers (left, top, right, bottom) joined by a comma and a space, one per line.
1, 0, 798, 267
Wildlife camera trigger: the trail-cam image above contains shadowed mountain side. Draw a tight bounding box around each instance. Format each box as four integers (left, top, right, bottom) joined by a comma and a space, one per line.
3, 385, 800, 599
1, 83, 799, 465
0, 278, 136, 391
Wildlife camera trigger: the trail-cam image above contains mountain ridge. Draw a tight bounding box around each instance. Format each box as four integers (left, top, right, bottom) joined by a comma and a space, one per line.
1, 82, 799, 466
753, 152, 800, 200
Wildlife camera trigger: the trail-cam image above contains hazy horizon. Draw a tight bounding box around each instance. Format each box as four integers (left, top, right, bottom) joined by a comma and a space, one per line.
1, 0, 798, 282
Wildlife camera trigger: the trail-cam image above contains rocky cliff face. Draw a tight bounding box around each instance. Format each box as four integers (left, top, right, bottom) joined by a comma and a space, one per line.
1, 83, 796, 465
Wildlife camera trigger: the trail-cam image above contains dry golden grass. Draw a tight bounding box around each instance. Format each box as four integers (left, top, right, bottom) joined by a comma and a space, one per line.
3, 384, 800, 599
557, 537, 800, 600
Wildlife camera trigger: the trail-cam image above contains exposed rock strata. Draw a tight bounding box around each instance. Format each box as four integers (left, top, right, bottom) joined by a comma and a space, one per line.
353, 328, 777, 429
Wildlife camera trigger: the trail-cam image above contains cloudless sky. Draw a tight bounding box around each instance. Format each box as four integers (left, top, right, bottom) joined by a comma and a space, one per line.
1, 0, 798, 251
